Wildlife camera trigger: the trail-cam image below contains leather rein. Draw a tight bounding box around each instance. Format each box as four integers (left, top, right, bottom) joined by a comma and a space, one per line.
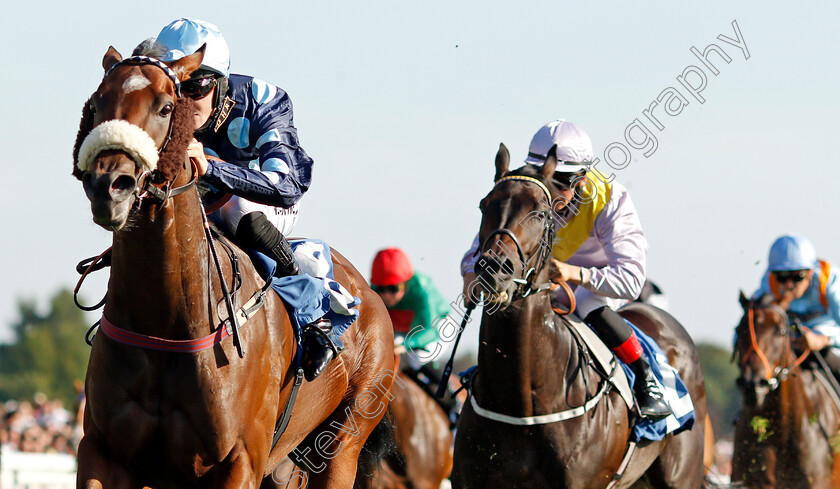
739, 304, 811, 390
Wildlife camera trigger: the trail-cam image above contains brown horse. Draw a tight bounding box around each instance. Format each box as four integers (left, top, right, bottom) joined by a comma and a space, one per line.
72, 45, 395, 488
450, 144, 709, 489
354, 366, 453, 489
732, 292, 840, 488
269, 367, 453, 489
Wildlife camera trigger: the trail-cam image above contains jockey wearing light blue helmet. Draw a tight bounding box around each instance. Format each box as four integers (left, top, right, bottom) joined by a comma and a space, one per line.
153, 18, 337, 382
753, 235, 840, 364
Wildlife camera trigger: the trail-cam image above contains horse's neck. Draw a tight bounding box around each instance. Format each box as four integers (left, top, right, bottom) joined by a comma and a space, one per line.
475, 295, 580, 415
105, 174, 210, 337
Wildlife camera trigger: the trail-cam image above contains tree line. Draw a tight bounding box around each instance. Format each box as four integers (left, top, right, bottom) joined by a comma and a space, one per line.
0, 288, 744, 439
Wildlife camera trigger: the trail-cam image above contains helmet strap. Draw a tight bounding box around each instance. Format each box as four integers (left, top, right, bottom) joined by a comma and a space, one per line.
196, 77, 231, 135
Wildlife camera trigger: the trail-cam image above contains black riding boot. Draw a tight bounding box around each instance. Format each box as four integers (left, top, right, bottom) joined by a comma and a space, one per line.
235, 211, 299, 277
237, 212, 342, 380
585, 306, 672, 420
628, 356, 672, 420
300, 318, 343, 381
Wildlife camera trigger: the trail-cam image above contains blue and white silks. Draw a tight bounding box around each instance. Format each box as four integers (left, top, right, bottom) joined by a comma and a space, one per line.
248, 239, 360, 347
614, 320, 696, 442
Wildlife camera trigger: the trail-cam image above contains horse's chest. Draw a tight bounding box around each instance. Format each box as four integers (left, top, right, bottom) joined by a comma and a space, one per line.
88, 347, 268, 464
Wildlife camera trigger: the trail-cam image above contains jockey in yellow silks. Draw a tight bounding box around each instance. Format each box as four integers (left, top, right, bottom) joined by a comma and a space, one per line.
461, 119, 672, 419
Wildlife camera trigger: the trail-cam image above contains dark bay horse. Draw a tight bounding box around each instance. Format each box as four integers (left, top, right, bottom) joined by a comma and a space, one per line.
450, 144, 709, 489
732, 292, 840, 488
72, 46, 395, 488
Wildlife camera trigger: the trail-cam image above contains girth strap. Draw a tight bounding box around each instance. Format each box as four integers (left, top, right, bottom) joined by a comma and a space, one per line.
271, 369, 305, 450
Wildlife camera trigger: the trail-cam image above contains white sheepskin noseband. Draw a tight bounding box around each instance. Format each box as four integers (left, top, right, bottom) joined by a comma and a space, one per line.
77, 120, 159, 173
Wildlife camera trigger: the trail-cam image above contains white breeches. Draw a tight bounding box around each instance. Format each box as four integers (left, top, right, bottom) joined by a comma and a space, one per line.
216, 195, 300, 236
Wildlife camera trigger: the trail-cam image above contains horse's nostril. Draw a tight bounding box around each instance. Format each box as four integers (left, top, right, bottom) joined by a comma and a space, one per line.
109, 174, 137, 202
112, 174, 136, 193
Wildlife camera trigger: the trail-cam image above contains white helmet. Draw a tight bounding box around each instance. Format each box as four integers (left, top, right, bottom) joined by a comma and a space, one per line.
156, 18, 230, 78
768, 234, 818, 272
524, 119, 593, 173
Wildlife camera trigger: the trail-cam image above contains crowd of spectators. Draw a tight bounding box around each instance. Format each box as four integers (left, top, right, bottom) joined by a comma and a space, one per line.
0, 390, 83, 456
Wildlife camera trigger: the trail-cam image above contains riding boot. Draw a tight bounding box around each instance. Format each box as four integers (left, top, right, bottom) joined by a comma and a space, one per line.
235, 211, 299, 277
628, 356, 673, 420
585, 306, 672, 420
301, 318, 344, 381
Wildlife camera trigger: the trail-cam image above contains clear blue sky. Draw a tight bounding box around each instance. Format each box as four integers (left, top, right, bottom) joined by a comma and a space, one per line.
1, 1, 838, 353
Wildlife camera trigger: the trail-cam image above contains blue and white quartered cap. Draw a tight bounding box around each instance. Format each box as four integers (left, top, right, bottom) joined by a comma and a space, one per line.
768, 234, 819, 271
156, 18, 230, 78
524, 119, 594, 173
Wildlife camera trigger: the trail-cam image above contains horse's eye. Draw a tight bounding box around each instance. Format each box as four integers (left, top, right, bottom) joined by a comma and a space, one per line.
159, 104, 174, 117
538, 211, 547, 220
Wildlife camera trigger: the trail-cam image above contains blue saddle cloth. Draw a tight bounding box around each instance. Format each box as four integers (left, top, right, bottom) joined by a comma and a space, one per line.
246, 239, 360, 348
616, 320, 696, 442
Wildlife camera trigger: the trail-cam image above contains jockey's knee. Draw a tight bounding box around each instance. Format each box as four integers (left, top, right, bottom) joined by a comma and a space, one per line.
235, 211, 273, 241
584, 306, 632, 349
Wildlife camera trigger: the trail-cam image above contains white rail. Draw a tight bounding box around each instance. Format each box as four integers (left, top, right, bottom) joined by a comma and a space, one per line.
0, 449, 76, 489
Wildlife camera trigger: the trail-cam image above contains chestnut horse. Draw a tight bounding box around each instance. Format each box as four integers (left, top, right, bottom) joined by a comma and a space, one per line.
72, 45, 395, 488
354, 368, 453, 489
450, 145, 709, 489
732, 292, 840, 488
269, 369, 453, 489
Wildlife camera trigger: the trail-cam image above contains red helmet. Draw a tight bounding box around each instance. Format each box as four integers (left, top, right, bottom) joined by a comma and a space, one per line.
371, 248, 414, 286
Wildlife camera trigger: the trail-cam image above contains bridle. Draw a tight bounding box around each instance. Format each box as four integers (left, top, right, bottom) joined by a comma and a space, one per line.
103, 56, 181, 155
738, 303, 811, 390
98, 56, 196, 205
77, 57, 252, 358
479, 175, 557, 300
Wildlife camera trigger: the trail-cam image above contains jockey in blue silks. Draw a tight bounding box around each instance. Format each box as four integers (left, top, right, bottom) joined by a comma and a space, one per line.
153, 18, 336, 381
753, 235, 840, 372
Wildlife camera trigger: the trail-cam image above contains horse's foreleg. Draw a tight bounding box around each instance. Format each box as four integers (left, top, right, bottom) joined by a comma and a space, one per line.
76, 435, 136, 489
304, 444, 364, 489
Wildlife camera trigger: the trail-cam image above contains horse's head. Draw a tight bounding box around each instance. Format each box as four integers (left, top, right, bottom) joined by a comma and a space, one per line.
472, 143, 564, 309
72, 44, 203, 230
734, 291, 801, 408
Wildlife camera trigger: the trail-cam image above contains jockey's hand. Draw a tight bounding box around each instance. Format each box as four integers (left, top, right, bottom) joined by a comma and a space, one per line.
188, 139, 209, 176
463, 272, 480, 307
795, 327, 832, 352
549, 258, 587, 285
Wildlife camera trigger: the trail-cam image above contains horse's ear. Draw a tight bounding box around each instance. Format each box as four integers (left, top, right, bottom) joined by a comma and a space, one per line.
102, 46, 122, 72
168, 44, 206, 81
738, 290, 750, 310
542, 144, 558, 178
494, 143, 510, 182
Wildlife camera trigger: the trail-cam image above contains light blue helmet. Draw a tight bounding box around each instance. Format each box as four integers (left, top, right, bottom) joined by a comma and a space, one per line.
768, 234, 818, 271
156, 18, 230, 78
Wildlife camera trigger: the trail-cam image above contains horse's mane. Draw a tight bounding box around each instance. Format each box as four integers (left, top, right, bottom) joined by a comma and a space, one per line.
72, 38, 196, 182
71, 100, 94, 181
